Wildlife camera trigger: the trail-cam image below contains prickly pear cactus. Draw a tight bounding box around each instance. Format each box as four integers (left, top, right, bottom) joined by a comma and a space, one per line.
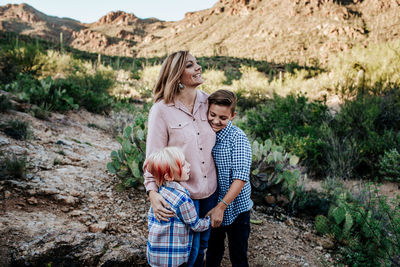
107, 112, 147, 189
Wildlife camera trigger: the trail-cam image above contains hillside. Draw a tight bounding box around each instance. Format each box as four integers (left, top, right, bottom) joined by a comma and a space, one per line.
1, 0, 400, 63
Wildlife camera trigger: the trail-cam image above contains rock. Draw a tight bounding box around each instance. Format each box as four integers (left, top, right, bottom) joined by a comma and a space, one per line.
89, 222, 108, 233
265, 195, 276, 205
0, 136, 10, 145
4, 191, 11, 199
27, 197, 38, 205
317, 236, 335, 249
70, 210, 85, 217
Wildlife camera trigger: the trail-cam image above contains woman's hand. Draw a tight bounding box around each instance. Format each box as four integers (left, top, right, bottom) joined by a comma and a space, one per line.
149, 191, 174, 221
206, 202, 226, 228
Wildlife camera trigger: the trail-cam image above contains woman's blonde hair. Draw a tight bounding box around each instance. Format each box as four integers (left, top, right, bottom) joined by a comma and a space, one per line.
143, 147, 185, 186
153, 51, 189, 103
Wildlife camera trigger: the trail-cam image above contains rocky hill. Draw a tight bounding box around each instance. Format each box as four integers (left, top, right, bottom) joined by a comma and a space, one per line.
1, 0, 400, 63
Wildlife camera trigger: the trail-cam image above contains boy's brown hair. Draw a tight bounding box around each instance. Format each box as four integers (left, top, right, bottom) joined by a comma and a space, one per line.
208, 89, 237, 115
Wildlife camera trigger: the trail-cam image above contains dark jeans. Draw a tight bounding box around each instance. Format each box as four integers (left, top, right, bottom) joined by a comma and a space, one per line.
187, 190, 219, 267
206, 211, 251, 267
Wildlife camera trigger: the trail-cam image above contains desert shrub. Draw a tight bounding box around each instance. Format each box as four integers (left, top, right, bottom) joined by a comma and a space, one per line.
378, 149, 400, 182
331, 93, 400, 178
0, 43, 44, 84
0, 119, 33, 140
58, 71, 114, 114
107, 106, 149, 189
5, 74, 78, 111
315, 183, 400, 266
0, 95, 14, 112
38, 50, 83, 78
239, 93, 331, 176
31, 103, 53, 120
0, 152, 27, 180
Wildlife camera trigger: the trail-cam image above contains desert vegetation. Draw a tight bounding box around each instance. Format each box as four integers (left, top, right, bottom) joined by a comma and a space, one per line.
1, 31, 400, 266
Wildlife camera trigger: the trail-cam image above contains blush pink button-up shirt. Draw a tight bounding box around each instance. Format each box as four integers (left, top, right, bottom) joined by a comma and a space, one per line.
144, 90, 217, 199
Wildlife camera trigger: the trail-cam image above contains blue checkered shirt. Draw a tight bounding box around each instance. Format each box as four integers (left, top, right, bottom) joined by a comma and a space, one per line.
212, 120, 252, 226
147, 181, 211, 267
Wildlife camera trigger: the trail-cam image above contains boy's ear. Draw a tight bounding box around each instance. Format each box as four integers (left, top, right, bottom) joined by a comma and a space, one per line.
231, 111, 237, 120
164, 173, 174, 182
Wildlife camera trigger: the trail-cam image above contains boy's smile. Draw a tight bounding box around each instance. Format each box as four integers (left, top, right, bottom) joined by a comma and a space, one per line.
207, 104, 236, 132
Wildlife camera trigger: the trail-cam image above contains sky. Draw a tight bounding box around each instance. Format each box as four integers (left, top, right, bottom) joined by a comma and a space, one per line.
4, 0, 218, 23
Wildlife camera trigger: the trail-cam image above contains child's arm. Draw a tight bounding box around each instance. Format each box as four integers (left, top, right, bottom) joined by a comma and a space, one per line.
207, 180, 246, 227
207, 131, 252, 227
177, 199, 210, 232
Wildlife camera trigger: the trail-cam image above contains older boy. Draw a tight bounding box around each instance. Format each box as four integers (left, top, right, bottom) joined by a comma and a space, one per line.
206, 90, 252, 267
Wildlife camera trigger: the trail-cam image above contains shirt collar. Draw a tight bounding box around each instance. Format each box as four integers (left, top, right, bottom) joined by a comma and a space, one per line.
216, 120, 233, 142
164, 181, 190, 196
167, 90, 207, 107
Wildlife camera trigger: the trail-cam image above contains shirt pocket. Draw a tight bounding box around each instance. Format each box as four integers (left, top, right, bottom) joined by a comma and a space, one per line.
169, 121, 190, 144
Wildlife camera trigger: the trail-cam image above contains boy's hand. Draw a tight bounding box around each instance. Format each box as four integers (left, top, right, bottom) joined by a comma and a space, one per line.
149, 191, 174, 221
206, 203, 226, 227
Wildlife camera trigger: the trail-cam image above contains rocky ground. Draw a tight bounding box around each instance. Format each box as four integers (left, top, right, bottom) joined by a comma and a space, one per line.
0, 108, 334, 266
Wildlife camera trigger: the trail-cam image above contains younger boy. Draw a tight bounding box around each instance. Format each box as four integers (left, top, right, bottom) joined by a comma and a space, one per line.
144, 146, 211, 267
206, 89, 252, 267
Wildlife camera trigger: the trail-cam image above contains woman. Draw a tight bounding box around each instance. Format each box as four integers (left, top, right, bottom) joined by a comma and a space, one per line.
144, 51, 218, 266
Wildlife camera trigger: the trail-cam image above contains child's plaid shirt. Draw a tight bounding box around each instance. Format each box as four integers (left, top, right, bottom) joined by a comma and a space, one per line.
147, 181, 211, 267
212, 120, 253, 226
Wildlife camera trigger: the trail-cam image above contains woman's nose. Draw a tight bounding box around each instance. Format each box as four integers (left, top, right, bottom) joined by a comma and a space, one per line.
195, 63, 201, 71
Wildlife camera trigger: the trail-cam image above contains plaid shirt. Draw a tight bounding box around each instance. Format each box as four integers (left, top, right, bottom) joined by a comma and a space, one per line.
212, 120, 252, 226
147, 181, 211, 267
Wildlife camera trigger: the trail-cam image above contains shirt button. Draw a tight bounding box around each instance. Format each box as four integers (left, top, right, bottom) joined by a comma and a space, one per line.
202, 161, 205, 164
200, 147, 203, 150
193, 118, 196, 121
197, 132, 200, 135
203, 175, 206, 178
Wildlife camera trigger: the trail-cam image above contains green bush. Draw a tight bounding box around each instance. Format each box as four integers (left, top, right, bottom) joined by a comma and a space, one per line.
0, 119, 33, 140
0, 94, 13, 112
331, 93, 400, 178
0, 43, 44, 84
378, 149, 400, 182
0, 153, 27, 180
31, 103, 53, 120
107, 107, 149, 189
239, 93, 331, 177
5, 74, 78, 111
60, 72, 114, 114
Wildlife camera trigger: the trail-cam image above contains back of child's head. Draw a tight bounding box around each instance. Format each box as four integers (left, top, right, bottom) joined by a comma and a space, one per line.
144, 146, 185, 186
208, 89, 237, 115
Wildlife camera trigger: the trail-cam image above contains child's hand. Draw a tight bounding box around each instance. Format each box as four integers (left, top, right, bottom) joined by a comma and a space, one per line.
206, 203, 225, 227
149, 191, 174, 221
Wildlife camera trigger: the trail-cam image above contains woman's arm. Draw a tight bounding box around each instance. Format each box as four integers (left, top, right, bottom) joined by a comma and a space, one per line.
206, 179, 245, 227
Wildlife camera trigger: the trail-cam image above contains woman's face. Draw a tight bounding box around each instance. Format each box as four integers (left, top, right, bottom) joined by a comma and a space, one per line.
180, 54, 203, 88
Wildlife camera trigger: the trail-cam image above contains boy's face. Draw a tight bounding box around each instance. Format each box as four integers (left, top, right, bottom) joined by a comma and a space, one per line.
173, 160, 190, 182
207, 104, 236, 132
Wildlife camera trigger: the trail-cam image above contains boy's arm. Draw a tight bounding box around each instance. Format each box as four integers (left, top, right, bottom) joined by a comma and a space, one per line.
207, 180, 245, 227
207, 132, 252, 227
177, 199, 210, 232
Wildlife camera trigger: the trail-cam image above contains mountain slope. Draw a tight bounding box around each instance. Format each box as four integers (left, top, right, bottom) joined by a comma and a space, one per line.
1, 0, 399, 63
